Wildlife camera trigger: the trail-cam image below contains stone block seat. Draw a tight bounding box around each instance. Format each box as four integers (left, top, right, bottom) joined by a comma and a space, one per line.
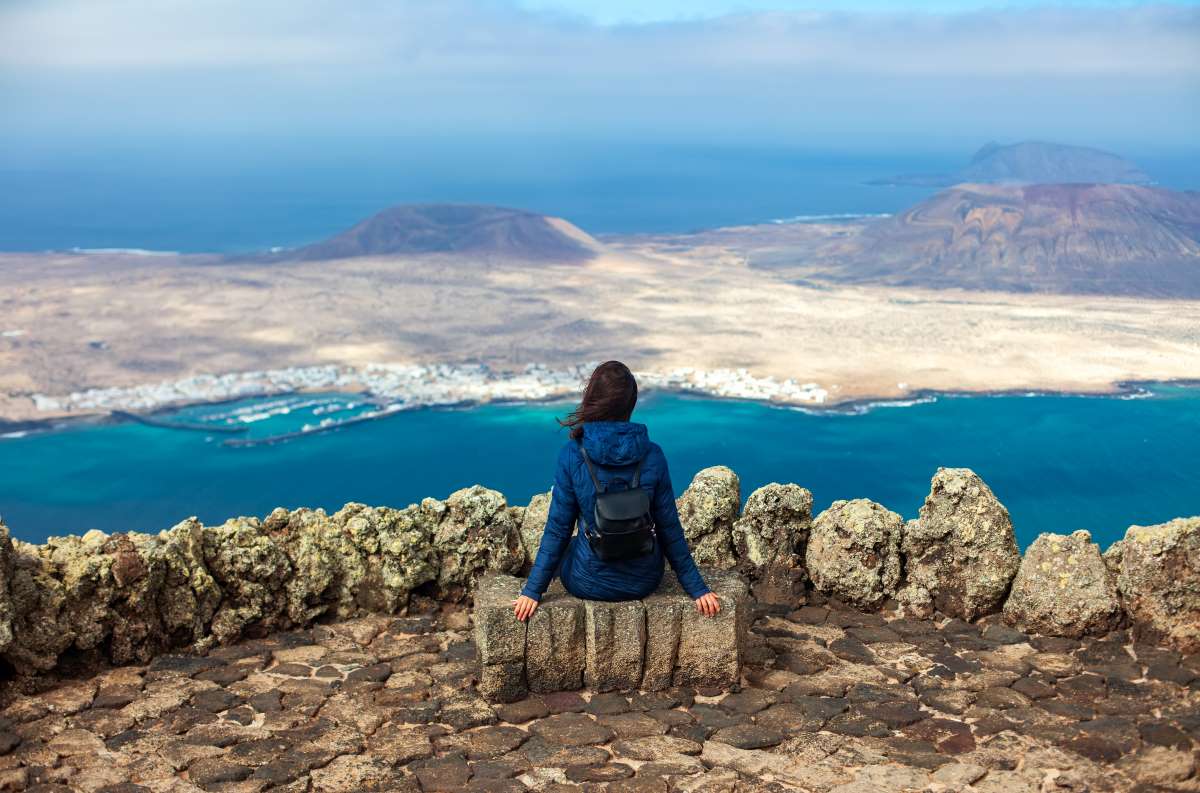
474, 568, 750, 702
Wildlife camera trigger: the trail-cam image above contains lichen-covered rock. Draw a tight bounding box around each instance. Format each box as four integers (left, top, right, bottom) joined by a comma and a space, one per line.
433, 486, 525, 598
151, 518, 222, 649
1107, 517, 1200, 653
898, 468, 1020, 621
806, 499, 902, 610
4, 474, 1195, 689
267, 507, 364, 624
336, 502, 438, 613
1102, 540, 1123, 580
44, 532, 119, 656
732, 483, 812, 607
0, 522, 14, 655
519, 490, 552, 572
104, 530, 173, 664
4, 539, 85, 671
202, 516, 292, 644
1002, 530, 1123, 638
268, 501, 435, 623
677, 466, 740, 569
4, 528, 170, 670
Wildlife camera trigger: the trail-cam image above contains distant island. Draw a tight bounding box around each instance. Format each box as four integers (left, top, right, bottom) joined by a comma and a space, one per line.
255, 204, 600, 263
869, 140, 1152, 187
816, 183, 1200, 298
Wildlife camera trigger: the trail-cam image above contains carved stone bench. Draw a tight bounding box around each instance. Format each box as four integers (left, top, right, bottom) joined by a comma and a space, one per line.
474, 569, 749, 702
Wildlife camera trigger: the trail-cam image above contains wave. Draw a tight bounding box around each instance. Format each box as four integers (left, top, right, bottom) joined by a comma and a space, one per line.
198, 396, 344, 424
770, 212, 892, 224
782, 394, 938, 416
70, 247, 180, 256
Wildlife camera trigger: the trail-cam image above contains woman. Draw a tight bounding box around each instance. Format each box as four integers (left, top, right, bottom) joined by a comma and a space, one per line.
513, 360, 721, 622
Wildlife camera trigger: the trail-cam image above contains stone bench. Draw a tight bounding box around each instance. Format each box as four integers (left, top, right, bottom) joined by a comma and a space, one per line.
474, 569, 749, 702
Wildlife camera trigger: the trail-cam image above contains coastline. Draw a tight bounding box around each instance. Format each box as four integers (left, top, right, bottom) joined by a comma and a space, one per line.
2, 362, 1197, 440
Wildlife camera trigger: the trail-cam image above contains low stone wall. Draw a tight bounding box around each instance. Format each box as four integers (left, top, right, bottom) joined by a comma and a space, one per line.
474, 570, 749, 702
0, 465, 1195, 687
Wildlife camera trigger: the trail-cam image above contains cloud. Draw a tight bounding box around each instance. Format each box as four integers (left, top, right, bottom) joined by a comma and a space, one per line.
0, 1, 1197, 146
2, 1, 1197, 76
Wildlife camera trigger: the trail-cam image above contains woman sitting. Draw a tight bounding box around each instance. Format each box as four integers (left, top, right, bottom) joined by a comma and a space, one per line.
513, 360, 720, 622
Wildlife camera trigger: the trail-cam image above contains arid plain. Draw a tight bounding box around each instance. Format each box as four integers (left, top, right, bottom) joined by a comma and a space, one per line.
1, 215, 1197, 424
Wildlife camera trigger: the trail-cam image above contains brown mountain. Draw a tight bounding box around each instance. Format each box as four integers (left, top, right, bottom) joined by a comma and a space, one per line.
822, 183, 1200, 297
272, 204, 600, 263
871, 141, 1151, 187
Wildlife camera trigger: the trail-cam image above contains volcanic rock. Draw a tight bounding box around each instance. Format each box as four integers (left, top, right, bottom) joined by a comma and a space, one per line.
433, 486, 525, 597
806, 499, 902, 610
676, 467, 740, 569
1106, 517, 1200, 652
731, 483, 812, 608
1003, 530, 1123, 638
518, 491, 551, 572
898, 468, 1020, 620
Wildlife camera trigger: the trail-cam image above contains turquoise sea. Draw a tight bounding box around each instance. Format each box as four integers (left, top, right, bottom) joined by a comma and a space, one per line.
1, 386, 1197, 548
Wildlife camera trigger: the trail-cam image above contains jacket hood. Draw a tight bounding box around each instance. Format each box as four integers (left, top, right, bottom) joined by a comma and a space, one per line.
581, 421, 650, 466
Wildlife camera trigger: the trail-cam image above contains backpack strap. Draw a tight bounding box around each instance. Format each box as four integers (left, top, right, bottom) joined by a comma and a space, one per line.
630, 456, 644, 488
578, 443, 606, 494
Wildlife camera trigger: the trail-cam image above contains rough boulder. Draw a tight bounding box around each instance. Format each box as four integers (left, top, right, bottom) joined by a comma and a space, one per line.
806, 499, 903, 610
1105, 517, 1200, 653
0, 523, 13, 656
1003, 530, 1123, 638
898, 468, 1020, 620
518, 490, 552, 572
731, 483, 812, 608
432, 486, 525, 597
676, 466, 740, 569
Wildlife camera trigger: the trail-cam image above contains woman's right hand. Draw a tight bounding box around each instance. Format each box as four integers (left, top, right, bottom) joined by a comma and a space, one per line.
513, 595, 540, 622
695, 592, 721, 617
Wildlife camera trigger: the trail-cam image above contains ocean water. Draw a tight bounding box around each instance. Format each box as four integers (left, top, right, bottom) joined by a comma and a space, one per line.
1, 387, 1197, 548
0, 141, 959, 252
3, 139, 1197, 254
0, 143, 949, 252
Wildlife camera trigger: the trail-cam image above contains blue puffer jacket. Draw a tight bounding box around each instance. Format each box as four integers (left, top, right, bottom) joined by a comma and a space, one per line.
521, 421, 710, 602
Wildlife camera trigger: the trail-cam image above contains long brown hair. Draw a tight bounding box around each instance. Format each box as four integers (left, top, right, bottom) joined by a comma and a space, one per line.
559, 361, 638, 440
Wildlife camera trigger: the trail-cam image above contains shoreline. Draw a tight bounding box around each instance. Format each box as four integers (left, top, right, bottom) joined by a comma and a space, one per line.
2, 365, 1198, 440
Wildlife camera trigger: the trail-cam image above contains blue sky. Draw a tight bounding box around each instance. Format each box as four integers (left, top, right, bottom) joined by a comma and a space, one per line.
0, 0, 1197, 152
521, 0, 1200, 24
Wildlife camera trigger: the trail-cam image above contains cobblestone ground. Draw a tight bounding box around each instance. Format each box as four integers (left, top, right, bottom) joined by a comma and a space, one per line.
1, 593, 1197, 793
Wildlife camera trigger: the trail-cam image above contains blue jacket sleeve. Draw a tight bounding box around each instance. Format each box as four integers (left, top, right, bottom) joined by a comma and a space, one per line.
521, 444, 580, 601
651, 452, 711, 599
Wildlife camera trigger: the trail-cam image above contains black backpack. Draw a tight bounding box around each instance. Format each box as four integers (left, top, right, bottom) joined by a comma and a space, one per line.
578, 443, 656, 562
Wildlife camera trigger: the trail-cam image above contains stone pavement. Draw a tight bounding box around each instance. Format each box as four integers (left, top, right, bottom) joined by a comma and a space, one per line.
0, 592, 1196, 793
475, 572, 749, 702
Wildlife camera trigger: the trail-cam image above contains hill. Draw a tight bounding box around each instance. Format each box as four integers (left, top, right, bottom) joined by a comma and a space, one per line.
268, 204, 600, 262
821, 183, 1200, 297
872, 141, 1151, 187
